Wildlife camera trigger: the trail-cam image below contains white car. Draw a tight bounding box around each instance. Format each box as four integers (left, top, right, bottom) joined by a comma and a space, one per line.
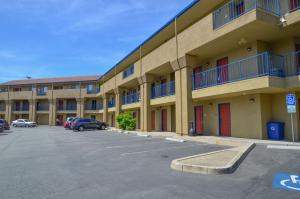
12, 119, 37, 127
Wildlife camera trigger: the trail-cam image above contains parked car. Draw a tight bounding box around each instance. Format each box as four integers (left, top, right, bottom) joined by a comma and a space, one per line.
0, 123, 3, 133
0, 119, 10, 130
12, 119, 37, 127
64, 117, 78, 129
71, 118, 107, 131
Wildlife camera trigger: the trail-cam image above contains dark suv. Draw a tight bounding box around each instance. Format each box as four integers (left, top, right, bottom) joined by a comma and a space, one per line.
71, 118, 107, 131
0, 119, 10, 130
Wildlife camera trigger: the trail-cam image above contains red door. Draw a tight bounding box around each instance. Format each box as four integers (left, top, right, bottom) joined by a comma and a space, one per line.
161, 79, 167, 96
151, 111, 156, 131
219, 103, 231, 137
57, 115, 63, 126
290, 0, 299, 11
193, 66, 203, 89
296, 44, 300, 71
195, 106, 204, 135
161, 109, 167, 132
217, 57, 229, 84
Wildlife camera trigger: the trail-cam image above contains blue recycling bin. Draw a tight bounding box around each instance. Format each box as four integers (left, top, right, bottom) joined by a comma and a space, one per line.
267, 122, 285, 140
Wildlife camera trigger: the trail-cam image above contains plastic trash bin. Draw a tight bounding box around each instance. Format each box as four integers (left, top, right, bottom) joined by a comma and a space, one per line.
267, 122, 285, 140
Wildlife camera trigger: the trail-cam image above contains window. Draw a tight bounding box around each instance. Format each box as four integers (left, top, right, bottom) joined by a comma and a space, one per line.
123, 65, 134, 79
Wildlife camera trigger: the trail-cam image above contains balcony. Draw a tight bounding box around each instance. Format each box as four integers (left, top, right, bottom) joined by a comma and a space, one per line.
192, 52, 285, 90
151, 81, 175, 99
287, 0, 300, 12
213, 0, 281, 29
86, 86, 101, 94
122, 92, 140, 105
0, 106, 5, 112
283, 51, 300, 76
108, 100, 115, 108
37, 92, 47, 96
85, 103, 103, 111
13, 106, 29, 112
37, 105, 49, 111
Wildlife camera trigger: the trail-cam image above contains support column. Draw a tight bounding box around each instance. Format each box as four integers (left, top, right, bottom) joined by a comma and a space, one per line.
29, 99, 36, 122
103, 94, 108, 123
171, 55, 197, 136
5, 100, 11, 124
139, 74, 154, 132
49, 99, 56, 126
114, 88, 123, 128
76, 98, 84, 118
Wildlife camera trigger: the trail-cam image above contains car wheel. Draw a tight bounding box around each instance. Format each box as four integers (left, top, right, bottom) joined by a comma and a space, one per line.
79, 126, 84, 132
100, 125, 106, 130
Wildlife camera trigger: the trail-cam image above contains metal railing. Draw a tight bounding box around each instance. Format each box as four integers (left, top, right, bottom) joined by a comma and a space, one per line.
37, 92, 47, 96
213, 0, 281, 29
283, 51, 300, 76
37, 105, 49, 111
193, 52, 284, 90
85, 103, 103, 111
122, 92, 140, 105
151, 81, 175, 99
0, 106, 5, 111
13, 106, 30, 111
108, 100, 115, 108
86, 87, 101, 94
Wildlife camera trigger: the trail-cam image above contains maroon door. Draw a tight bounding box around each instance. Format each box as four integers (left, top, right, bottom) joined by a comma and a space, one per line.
161, 79, 167, 96
195, 106, 204, 135
57, 115, 63, 126
58, 100, 64, 110
296, 44, 300, 71
193, 66, 203, 88
151, 111, 156, 131
161, 109, 167, 132
111, 114, 115, 127
235, 1, 245, 16
219, 103, 231, 137
15, 102, 20, 111
290, 0, 299, 11
217, 57, 229, 84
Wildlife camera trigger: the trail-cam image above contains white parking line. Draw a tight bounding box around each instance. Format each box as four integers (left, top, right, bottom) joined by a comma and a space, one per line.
267, 145, 300, 150
120, 144, 202, 156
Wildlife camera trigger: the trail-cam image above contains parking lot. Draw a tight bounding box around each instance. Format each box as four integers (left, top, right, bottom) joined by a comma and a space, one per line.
0, 127, 299, 199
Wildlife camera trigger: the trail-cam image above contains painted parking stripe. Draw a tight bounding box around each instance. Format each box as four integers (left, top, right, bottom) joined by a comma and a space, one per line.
267, 145, 300, 150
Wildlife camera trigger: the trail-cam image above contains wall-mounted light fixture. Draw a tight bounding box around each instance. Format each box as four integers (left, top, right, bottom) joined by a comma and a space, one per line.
247, 47, 252, 52
249, 98, 255, 103
209, 102, 213, 106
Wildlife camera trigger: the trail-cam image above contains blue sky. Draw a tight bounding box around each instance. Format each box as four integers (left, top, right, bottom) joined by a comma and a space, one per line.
0, 0, 192, 82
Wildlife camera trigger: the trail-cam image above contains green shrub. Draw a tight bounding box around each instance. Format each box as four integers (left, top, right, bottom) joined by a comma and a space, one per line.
117, 112, 136, 131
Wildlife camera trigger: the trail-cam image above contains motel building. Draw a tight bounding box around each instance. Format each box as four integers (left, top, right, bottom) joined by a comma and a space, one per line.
0, 0, 300, 141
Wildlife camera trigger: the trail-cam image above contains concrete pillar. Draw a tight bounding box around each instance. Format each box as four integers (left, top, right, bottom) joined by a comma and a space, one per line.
76, 98, 84, 118
114, 88, 123, 128
5, 100, 11, 123
49, 99, 56, 126
103, 95, 108, 123
29, 99, 36, 122
171, 55, 197, 135
138, 74, 154, 132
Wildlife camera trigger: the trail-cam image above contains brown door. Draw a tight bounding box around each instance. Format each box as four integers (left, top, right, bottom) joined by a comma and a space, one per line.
161, 79, 167, 96
195, 106, 204, 135
161, 109, 167, 132
217, 57, 229, 84
111, 114, 115, 127
151, 111, 156, 131
57, 115, 63, 126
296, 44, 300, 71
219, 103, 231, 137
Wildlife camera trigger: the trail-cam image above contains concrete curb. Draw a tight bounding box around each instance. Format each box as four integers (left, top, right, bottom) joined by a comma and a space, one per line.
171, 143, 255, 175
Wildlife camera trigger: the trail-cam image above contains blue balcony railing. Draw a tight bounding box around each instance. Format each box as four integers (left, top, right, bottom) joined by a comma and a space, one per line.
85, 102, 103, 111
213, 0, 281, 29
0, 106, 5, 111
192, 52, 284, 90
283, 51, 300, 76
122, 92, 140, 105
66, 104, 77, 111
86, 86, 101, 94
14, 106, 30, 111
37, 92, 47, 96
37, 105, 49, 111
108, 100, 115, 108
151, 81, 175, 99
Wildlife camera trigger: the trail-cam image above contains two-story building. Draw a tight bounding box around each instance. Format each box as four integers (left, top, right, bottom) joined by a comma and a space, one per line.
0, 0, 300, 141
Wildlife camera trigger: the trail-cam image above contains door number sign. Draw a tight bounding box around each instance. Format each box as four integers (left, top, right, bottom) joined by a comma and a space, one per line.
273, 173, 300, 191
